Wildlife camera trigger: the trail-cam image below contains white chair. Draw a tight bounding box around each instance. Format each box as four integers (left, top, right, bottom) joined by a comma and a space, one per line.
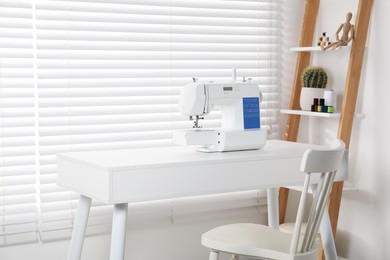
201, 140, 345, 260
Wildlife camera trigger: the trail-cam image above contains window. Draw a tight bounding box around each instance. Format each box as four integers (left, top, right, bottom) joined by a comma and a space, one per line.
1, 0, 280, 244
0, 1, 38, 245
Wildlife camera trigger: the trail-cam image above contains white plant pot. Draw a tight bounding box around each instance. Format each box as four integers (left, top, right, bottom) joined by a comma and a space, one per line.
300, 88, 325, 111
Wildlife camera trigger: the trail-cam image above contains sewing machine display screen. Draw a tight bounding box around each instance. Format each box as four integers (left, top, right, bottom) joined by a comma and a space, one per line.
223, 86, 233, 91
243, 97, 260, 129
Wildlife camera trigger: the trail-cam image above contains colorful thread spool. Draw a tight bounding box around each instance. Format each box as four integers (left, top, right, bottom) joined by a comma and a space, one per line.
317, 32, 332, 47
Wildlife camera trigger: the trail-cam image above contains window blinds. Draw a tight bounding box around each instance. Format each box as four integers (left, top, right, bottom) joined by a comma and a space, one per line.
0, 1, 38, 245
1, 0, 281, 243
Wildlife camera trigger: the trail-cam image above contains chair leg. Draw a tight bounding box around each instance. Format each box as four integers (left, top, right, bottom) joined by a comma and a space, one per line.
230, 254, 239, 260
209, 251, 219, 260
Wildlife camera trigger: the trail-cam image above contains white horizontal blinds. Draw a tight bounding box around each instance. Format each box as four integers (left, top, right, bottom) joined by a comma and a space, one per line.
0, 1, 39, 245
33, 0, 280, 240
169, 0, 280, 136
256, 0, 281, 138
34, 0, 174, 240
169, 0, 281, 137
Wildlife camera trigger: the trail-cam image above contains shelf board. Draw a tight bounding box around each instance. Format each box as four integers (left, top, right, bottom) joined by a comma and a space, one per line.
281, 109, 365, 119
280, 109, 340, 118
287, 185, 357, 194
289, 46, 352, 52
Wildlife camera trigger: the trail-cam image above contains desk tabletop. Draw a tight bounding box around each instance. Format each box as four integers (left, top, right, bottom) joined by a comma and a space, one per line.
57, 140, 331, 204
57, 140, 320, 172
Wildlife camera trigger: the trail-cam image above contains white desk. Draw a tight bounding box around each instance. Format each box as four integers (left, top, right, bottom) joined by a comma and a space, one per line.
57, 140, 344, 260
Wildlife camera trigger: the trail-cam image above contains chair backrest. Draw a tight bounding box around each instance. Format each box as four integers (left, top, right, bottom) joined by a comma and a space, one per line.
289, 140, 345, 255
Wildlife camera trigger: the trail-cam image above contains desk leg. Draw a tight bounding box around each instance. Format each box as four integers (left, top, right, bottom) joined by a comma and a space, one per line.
267, 188, 279, 230
319, 206, 338, 260
68, 195, 92, 260
109, 203, 128, 260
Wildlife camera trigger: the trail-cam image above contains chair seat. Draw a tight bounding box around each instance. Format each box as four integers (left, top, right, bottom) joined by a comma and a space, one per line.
280, 222, 308, 235
201, 223, 318, 260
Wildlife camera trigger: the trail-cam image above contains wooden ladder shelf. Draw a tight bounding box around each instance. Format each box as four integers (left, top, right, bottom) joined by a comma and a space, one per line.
278, 0, 374, 259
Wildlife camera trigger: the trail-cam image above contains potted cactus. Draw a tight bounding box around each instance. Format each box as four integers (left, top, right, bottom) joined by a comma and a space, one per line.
300, 66, 328, 110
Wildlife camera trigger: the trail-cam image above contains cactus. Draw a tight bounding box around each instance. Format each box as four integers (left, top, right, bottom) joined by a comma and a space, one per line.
301, 66, 328, 88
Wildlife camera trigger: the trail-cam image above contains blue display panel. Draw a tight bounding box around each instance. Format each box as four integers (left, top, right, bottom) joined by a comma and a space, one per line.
243, 97, 260, 129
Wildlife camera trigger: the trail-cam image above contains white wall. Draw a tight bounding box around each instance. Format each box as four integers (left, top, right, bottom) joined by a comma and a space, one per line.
336, 1, 390, 259
281, 0, 388, 259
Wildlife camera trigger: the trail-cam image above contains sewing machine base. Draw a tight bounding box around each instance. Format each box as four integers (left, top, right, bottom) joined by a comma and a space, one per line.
173, 128, 267, 152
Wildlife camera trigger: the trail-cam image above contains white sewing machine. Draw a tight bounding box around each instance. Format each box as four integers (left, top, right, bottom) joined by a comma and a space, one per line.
173, 80, 267, 152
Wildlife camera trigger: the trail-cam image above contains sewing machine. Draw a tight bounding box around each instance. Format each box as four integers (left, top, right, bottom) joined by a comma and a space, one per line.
173, 80, 267, 152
